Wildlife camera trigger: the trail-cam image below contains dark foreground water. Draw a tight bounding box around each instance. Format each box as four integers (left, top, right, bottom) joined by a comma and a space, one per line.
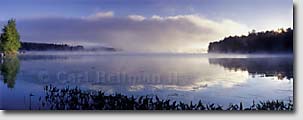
0, 52, 293, 110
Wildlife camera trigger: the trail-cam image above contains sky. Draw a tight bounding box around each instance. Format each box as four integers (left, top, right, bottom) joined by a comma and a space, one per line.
0, 0, 293, 53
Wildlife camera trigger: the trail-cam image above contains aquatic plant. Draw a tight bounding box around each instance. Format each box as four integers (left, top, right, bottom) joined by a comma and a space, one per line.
39, 85, 293, 111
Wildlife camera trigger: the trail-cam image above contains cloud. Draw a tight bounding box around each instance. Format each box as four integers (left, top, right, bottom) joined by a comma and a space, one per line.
16, 13, 250, 53
128, 15, 146, 21
85, 11, 114, 20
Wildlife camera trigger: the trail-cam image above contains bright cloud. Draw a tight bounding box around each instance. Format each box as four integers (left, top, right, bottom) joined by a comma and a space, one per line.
16, 12, 250, 53
85, 11, 114, 20
128, 15, 146, 21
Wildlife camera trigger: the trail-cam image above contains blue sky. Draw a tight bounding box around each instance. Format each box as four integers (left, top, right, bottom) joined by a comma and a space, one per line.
0, 0, 293, 53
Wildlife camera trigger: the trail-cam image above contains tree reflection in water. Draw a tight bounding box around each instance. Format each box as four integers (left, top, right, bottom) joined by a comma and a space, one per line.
0, 56, 20, 88
208, 57, 293, 80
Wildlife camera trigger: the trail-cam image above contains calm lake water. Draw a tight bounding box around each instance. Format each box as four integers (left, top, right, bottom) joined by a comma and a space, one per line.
0, 52, 293, 110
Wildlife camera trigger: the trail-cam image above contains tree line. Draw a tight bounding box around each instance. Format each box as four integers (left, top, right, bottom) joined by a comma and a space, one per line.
208, 28, 293, 53
20, 42, 84, 51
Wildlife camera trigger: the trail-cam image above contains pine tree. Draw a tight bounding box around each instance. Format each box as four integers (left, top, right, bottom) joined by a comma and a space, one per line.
0, 19, 21, 55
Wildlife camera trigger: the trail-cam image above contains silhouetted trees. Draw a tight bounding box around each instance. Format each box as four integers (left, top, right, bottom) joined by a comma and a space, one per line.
208, 28, 293, 53
20, 42, 84, 51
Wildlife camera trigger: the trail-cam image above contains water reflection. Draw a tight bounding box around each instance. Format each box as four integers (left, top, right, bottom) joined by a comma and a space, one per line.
208, 57, 293, 80
0, 56, 20, 88
0, 53, 294, 109
18, 55, 250, 91
1, 54, 293, 91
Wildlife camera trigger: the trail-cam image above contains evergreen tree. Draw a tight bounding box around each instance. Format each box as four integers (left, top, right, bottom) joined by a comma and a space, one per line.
0, 19, 21, 55
208, 28, 293, 53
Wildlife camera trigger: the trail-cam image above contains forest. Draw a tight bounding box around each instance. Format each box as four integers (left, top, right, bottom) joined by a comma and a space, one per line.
19, 42, 84, 51
208, 28, 293, 53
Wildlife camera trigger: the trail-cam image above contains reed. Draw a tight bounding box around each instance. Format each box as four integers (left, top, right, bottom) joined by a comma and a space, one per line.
39, 85, 293, 110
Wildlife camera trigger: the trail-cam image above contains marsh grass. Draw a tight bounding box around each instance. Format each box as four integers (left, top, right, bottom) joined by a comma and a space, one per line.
39, 85, 293, 111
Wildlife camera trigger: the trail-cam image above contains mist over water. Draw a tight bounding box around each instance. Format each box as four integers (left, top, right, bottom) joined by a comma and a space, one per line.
20, 51, 293, 58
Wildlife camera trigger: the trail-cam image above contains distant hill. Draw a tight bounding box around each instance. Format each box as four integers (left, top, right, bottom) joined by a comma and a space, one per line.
208, 28, 293, 53
20, 42, 84, 51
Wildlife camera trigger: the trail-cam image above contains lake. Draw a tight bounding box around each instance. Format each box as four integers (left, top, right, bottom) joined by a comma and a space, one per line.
0, 52, 293, 110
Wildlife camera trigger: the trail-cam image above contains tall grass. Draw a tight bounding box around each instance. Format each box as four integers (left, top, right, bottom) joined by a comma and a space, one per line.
39, 85, 293, 110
